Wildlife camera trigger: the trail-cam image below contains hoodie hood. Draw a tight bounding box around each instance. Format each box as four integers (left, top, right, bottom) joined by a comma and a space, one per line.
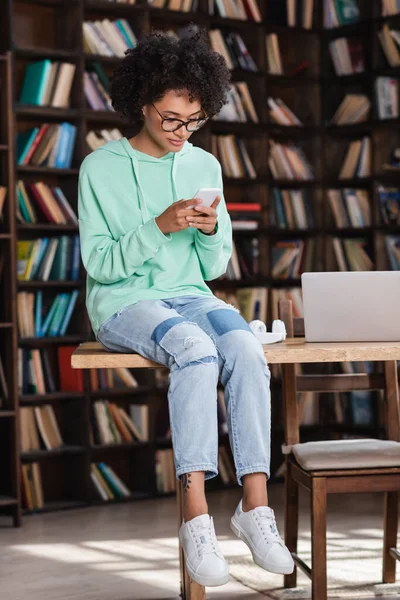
97, 138, 193, 224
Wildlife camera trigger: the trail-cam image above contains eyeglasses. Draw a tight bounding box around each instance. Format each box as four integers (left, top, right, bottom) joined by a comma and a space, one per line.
151, 103, 209, 133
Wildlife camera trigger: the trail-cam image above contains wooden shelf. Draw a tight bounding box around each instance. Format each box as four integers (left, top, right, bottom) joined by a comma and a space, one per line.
20, 392, 85, 404
18, 223, 79, 232
17, 165, 79, 176
15, 105, 81, 120
19, 335, 90, 346
0, 496, 18, 506
21, 446, 87, 460
0, 322, 13, 328
89, 385, 154, 399
0, 144, 8, 151
18, 280, 83, 289
0, 233, 12, 240
15, 47, 80, 60
0, 411, 16, 417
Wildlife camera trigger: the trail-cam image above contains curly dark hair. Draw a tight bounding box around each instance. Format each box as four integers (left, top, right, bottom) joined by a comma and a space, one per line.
110, 28, 231, 124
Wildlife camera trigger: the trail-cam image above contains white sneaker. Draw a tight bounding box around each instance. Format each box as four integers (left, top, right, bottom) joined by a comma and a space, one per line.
179, 513, 230, 587
230, 500, 294, 575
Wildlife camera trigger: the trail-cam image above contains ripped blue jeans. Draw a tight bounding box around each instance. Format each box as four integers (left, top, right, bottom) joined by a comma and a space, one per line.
96, 295, 271, 485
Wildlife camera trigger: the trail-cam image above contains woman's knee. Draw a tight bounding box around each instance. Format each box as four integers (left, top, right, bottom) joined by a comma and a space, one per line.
153, 319, 218, 369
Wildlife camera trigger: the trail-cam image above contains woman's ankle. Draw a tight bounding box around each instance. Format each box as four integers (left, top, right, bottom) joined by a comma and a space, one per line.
181, 471, 207, 522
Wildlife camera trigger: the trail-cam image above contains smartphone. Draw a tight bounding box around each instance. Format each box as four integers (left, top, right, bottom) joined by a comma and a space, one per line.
190, 188, 222, 209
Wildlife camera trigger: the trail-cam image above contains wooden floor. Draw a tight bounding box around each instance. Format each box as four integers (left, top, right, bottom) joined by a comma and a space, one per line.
0, 485, 398, 600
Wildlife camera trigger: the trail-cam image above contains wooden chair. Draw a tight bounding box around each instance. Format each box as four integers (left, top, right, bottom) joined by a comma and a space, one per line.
71, 342, 206, 600
278, 299, 400, 600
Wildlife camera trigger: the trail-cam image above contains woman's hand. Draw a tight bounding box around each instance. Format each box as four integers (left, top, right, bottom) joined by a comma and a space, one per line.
187, 196, 220, 235
155, 199, 202, 234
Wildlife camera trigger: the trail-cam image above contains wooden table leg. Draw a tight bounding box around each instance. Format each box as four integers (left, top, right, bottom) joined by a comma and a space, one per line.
285, 458, 298, 589
176, 481, 207, 599
383, 491, 398, 583
311, 478, 327, 600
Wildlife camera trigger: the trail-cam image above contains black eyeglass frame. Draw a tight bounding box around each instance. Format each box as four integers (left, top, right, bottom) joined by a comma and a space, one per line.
151, 103, 209, 132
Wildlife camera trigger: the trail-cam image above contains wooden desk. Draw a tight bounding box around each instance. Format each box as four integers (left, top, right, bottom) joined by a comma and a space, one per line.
72, 339, 400, 369
71, 339, 400, 600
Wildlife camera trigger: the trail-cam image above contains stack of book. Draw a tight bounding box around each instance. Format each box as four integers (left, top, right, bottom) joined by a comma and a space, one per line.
90, 367, 138, 390
86, 128, 123, 150
327, 189, 371, 228
324, 0, 360, 28
267, 0, 314, 28
333, 238, 374, 271
17, 123, 77, 169
269, 141, 313, 180
212, 0, 262, 21
17, 236, 80, 282
217, 82, 259, 123
227, 200, 261, 230
21, 463, 44, 510
378, 185, 400, 224
376, 77, 399, 119
382, 0, 400, 16
378, 23, 400, 67
271, 287, 303, 319
266, 34, 283, 74
16, 181, 78, 226
226, 237, 260, 279
20, 405, 63, 451
329, 38, 364, 75
91, 400, 148, 445
19, 348, 58, 395
339, 137, 371, 179
83, 19, 137, 57
19, 60, 76, 108
271, 188, 313, 229
268, 97, 302, 126
155, 449, 176, 493
272, 239, 314, 279
214, 288, 268, 322
84, 64, 113, 111
212, 135, 257, 178
208, 30, 258, 72
17, 291, 79, 338
330, 94, 370, 125
385, 235, 400, 269
149, 0, 198, 9
90, 462, 131, 501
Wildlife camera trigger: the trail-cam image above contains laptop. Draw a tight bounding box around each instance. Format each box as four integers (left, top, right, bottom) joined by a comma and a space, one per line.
301, 271, 400, 342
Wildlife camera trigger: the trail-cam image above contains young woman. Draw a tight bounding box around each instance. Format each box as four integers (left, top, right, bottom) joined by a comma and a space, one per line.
78, 29, 293, 588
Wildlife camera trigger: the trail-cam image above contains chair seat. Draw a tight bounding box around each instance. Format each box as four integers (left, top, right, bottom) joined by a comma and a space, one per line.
292, 438, 400, 471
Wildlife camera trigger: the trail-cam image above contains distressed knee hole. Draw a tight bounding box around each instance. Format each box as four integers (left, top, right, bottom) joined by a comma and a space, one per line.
152, 319, 218, 369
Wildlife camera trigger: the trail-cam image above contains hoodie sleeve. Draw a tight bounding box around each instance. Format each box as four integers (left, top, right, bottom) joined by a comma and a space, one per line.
78, 165, 172, 285
194, 162, 232, 281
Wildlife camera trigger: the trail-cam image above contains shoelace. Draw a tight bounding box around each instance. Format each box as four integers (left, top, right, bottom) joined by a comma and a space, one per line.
253, 510, 283, 544
190, 517, 218, 557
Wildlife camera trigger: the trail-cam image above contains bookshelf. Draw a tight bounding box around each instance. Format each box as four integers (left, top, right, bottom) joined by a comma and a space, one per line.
1, 0, 399, 522
0, 52, 20, 527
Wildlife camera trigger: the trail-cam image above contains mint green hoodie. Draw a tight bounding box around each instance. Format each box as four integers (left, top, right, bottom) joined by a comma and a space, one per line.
78, 138, 232, 336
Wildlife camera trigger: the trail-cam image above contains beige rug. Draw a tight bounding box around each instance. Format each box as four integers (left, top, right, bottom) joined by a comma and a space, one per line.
228, 529, 400, 599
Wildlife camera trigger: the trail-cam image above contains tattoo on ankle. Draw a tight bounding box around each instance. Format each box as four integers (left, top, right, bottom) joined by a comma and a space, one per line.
182, 473, 192, 492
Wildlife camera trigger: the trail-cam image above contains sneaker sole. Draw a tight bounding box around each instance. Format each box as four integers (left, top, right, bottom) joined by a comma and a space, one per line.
230, 517, 294, 575
184, 559, 230, 587
178, 537, 230, 587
